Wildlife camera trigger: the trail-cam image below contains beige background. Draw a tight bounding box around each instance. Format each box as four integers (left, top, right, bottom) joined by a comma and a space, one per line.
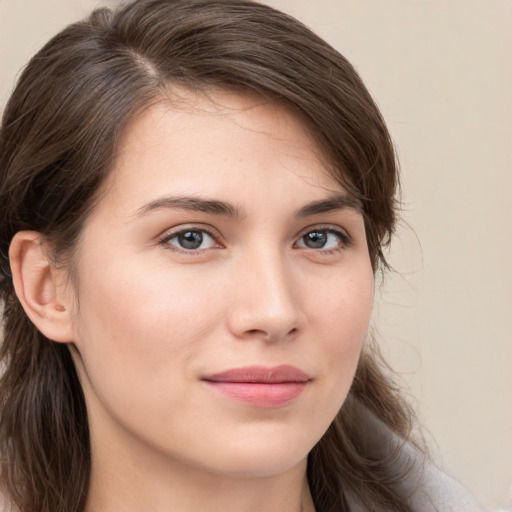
1, 0, 511, 510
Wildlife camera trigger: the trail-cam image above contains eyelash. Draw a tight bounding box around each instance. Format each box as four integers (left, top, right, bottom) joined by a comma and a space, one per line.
295, 225, 353, 254
158, 225, 222, 255
158, 224, 353, 255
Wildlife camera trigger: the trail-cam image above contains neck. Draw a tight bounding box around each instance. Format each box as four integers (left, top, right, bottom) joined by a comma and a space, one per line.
85, 419, 315, 512
86, 457, 314, 512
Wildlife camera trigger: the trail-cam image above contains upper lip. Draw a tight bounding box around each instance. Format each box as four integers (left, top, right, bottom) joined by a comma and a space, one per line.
202, 365, 311, 383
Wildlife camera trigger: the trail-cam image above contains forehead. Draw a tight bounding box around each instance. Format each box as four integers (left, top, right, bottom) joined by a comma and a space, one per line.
102, 90, 346, 213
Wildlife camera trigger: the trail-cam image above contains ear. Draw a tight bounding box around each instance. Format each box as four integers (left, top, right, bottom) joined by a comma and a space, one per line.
9, 231, 75, 343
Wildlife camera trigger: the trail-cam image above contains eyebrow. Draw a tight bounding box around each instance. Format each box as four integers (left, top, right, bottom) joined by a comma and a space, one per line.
134, 196, 245, 220
295, 193, 362, 217
133, 192, 362, 220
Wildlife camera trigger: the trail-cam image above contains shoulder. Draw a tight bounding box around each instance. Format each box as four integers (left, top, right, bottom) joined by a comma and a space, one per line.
407, 461, 487, 512
348, 408, 487, 512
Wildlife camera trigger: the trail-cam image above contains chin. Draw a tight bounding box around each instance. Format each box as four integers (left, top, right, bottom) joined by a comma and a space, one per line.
187, 426, 318, 479
208, 449, 309, 479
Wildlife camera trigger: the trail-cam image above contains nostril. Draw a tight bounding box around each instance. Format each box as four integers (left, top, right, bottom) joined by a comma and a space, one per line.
243, 326, 298, 341
247, 329, 264, 336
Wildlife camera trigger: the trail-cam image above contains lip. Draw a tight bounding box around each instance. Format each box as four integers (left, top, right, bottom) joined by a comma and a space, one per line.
202, 365, 311, 407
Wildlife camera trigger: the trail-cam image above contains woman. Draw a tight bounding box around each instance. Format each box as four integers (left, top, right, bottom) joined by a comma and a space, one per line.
0, 1, 484, 511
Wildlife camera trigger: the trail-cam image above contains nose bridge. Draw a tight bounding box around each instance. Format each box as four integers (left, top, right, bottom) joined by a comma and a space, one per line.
228, 241, 302, 341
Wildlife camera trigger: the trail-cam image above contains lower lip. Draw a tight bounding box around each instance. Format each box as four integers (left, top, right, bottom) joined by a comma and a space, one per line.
203, 381, 308, 407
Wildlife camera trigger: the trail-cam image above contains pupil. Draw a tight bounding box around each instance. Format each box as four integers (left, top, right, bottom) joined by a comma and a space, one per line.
304, 231, 327, 248
179, 231, 203, 249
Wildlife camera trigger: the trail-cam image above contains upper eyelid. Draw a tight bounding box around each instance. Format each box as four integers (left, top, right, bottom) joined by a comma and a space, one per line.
295, 223, 351, 240
158, 223, 223, 242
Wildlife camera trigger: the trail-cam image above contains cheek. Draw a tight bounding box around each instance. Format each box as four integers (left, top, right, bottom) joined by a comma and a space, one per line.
308, 263, 374, 344
70, 258, 221, 415
284, 271, 373, 452
75, 250, 216, 344
306, 264, 374, 395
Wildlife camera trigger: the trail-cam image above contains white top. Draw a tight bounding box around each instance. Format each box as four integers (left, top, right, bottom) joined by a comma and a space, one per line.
344, 458, 486, 511
407, 462, 486, 512
344, 407, 487, 512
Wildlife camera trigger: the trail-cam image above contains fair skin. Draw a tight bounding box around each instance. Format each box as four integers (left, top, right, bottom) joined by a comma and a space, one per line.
10, 91, 374, 512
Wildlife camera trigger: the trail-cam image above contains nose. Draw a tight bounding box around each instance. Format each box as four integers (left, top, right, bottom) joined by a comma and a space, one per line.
226, 247, 304, 342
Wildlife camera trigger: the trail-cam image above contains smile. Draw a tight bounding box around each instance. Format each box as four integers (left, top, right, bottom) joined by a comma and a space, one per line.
202, 365, 311, 407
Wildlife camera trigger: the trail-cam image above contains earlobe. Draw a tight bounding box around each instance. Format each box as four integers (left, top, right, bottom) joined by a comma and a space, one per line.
9, 231, 75, 343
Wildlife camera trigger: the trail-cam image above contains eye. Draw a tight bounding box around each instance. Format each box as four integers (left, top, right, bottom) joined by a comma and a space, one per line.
295, 228, 350, 251
161, 228, 220, 252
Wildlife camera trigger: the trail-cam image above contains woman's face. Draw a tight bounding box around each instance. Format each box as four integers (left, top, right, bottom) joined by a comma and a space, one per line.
68, 91, 374, 479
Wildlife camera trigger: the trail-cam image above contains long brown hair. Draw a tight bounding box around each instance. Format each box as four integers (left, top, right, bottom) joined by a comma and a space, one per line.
0, 1, 420, 511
